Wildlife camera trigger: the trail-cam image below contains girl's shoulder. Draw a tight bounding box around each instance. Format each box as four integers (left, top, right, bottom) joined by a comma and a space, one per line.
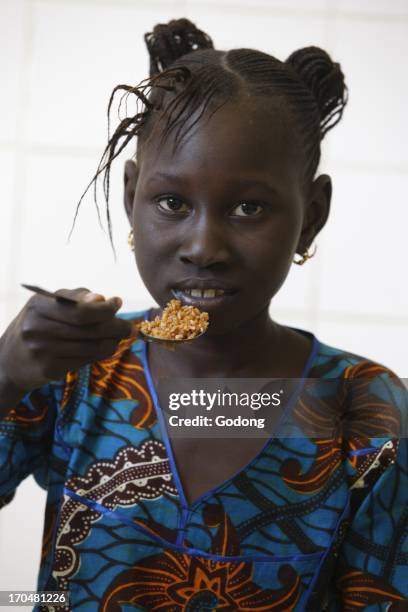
309, 334, 407, 439
287, 324, 405, 389
313, 334, 405, 385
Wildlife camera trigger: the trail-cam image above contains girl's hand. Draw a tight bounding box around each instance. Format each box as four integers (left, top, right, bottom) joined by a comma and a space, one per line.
0, 288, 132, 400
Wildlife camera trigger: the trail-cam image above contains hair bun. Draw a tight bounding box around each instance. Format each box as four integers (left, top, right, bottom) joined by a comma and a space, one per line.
285, 46, 348, 139
144, 18, 214, 77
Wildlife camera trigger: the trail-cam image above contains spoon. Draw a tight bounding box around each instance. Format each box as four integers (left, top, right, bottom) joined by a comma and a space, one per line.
21, 283, 82, 305
21, 284, 207, 348
138, 327, 207, 348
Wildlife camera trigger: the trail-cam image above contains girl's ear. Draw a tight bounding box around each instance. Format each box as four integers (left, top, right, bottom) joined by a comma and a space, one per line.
298, 174, 332, 252
124, 159, 139, 222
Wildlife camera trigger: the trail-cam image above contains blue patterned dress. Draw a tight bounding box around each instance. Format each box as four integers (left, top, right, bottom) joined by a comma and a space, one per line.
0, 309, 407, 611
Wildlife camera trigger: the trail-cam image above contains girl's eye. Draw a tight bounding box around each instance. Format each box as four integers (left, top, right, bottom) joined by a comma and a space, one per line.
157, 196, 189, 213
231, 201, 264, 217
156, 197, 264, 216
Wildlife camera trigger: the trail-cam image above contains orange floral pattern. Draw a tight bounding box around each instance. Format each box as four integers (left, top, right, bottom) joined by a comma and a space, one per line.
90, 331, 155, 429
101, 505, 302, 611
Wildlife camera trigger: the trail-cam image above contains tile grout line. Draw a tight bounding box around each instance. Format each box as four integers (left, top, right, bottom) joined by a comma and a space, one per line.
6, 0, 35, 320
2, 289, 406, 328
272, 308, 408, 328
306, 1, 334, 331
0, 141, 103, 158
1, 142, 407, 175
308, 0, 338, 330
29, 0, 408, 24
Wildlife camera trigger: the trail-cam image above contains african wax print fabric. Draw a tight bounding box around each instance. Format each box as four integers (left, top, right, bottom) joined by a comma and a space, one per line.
1, 309, 407, 611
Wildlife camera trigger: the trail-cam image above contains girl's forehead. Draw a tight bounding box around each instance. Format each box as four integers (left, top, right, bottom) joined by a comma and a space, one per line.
140, 98, 301, 177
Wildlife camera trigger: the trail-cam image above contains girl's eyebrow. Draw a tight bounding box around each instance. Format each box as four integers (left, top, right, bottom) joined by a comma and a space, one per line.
146, 172, 279, 195
146, 172, 180, 185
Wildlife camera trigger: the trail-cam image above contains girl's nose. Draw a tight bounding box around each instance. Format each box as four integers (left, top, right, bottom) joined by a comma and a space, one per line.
178, 218, 231, 268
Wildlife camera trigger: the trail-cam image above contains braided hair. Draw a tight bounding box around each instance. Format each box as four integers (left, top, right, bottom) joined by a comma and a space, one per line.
70, 18, 348, 256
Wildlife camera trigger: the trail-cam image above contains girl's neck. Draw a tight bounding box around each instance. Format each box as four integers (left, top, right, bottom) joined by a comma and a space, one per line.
147, 305, 283, 379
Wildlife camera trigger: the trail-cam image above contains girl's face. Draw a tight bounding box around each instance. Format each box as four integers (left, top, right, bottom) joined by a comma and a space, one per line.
126, 98, 329, 334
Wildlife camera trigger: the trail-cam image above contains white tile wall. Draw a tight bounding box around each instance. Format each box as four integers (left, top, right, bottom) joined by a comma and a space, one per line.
27, 2, 191, 148
0, 300, 8, 337
318, 170, 408, 317
0, 152, 16, 296
328, 17, 408, 167
316, 319, 408, 377
183, 4, 331, 57
0, 0, 25, 144
16, 149, 153, 308
333, 0, 408, 17
0, 477, 46, 591
187, 0, 330, 10
0, 0, 407, 599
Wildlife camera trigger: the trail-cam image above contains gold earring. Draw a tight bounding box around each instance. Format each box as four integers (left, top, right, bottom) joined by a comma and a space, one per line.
293, 243, 317, 265
128, 228, 135, 252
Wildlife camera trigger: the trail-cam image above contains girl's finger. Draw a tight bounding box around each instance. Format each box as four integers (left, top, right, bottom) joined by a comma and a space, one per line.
31, 293, 123, 326
33, 314, 132, 341
28, 338, 121, 360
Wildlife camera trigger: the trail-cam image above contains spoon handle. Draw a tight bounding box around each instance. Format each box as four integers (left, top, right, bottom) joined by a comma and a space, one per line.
21, 283, 80, 305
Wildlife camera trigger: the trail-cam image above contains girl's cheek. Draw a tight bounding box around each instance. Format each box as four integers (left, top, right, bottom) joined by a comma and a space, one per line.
133, 234, 175, 277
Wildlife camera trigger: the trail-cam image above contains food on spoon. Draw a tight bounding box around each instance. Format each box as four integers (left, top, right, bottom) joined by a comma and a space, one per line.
140, 299, 209, 340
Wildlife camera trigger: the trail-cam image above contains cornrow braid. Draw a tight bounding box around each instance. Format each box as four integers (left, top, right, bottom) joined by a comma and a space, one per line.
70, 18, 348, 257
145, 18, 214, 77
286, 46, 348, 137
285, 46, 348, 188
67, 67, 190, 257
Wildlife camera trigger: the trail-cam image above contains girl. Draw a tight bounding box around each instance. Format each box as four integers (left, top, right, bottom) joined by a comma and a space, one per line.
0, 18, 407, 611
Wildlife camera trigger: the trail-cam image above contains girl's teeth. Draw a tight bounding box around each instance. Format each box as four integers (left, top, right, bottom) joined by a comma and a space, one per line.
181, 288, 225, 298
203, 289, 216, 298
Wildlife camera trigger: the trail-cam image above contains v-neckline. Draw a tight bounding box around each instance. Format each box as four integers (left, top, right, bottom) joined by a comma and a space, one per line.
139, 308, 321, 511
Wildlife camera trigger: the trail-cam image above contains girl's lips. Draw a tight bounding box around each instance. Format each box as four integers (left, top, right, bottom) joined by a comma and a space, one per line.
171, 288, 238, 309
